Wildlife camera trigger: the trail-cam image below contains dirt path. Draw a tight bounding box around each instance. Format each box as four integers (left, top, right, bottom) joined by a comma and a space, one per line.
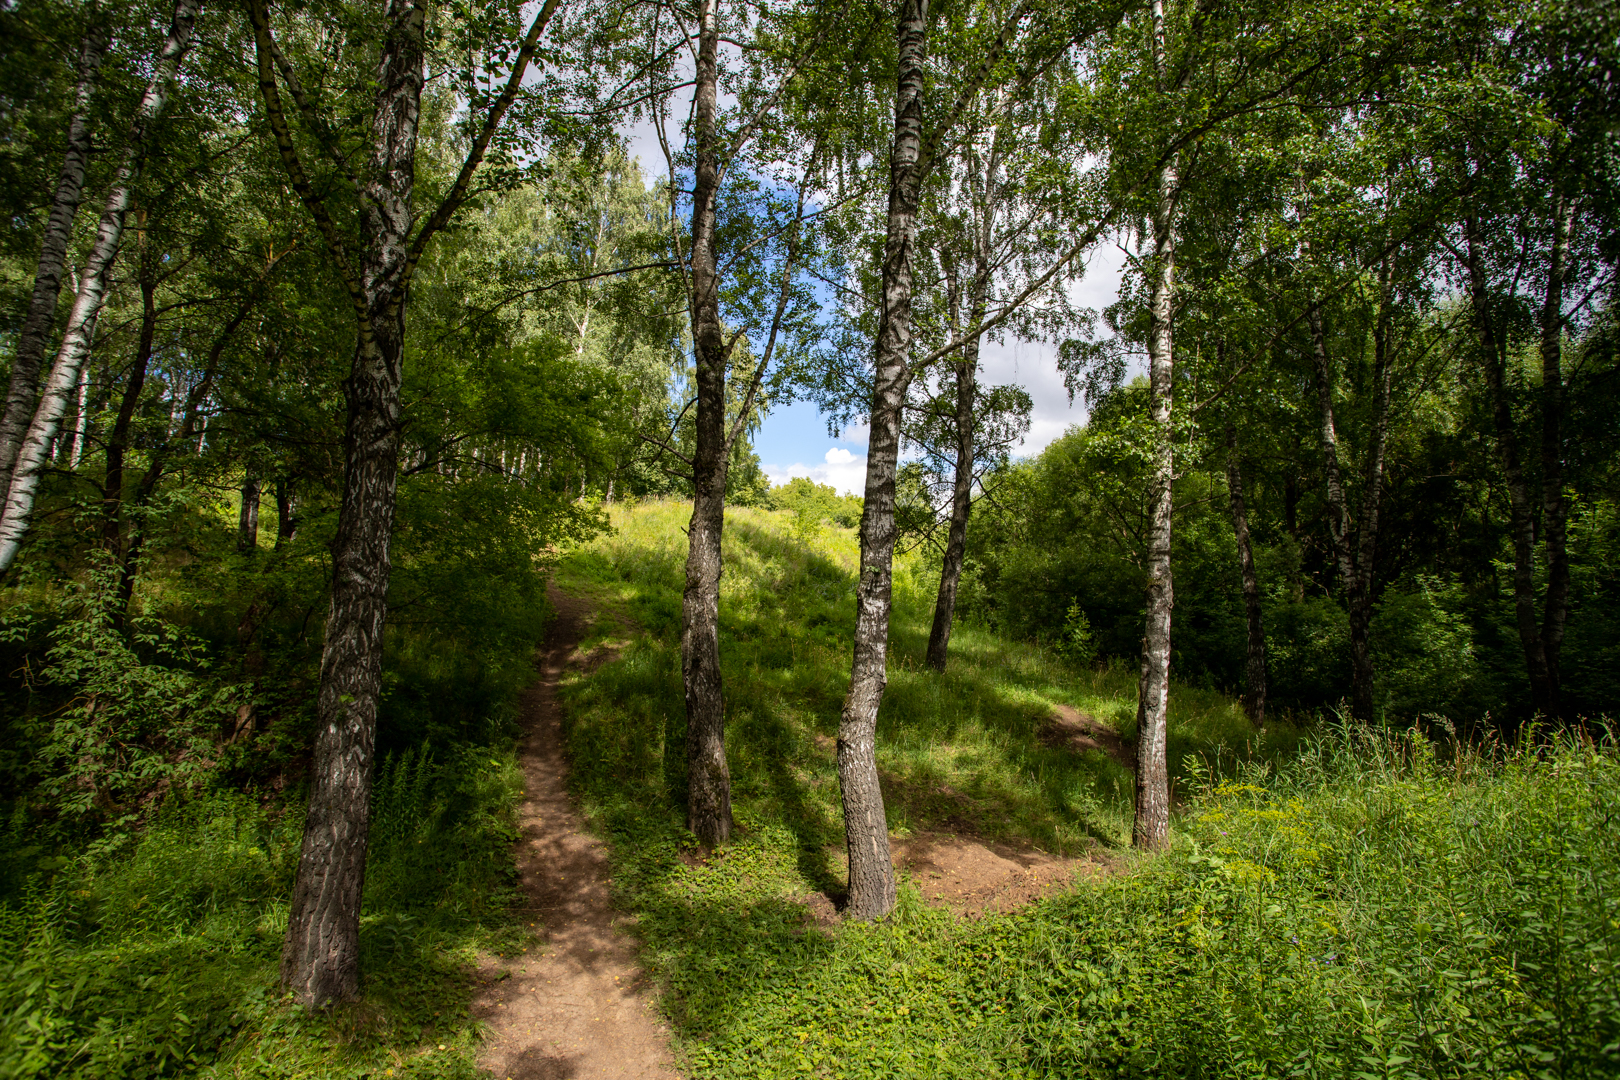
472, 586, 680, 1080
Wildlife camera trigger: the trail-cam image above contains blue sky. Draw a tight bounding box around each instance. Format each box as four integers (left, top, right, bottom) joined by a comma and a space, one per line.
624, 91, 1132, 496
749, 248, 1129, 495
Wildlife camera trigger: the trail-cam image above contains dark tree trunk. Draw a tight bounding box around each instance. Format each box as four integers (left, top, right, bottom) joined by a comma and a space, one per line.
927, 137, 998, 675
1133, 0, 1176, 853
251, 0, 553, 1005
1463, 215, 1551, 713
1348, 267, 1396, 723
102, 266, 157, 552
275, 478, 298, 547
1309, 304, 1378, 720
925, 294, 983, 673
239, 474, 262, 554
0, 0, 199, 572
1282, 466, 1303, 601
840, 0, 929, 919
270, 0, 426, 1008
0, 25, 108, 495
1225, 424, 1266, 726
680, 0, 734, 849
1538, 190, 1572, 719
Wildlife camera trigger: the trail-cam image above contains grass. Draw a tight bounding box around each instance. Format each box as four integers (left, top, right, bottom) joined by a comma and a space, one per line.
559, 500, 1302, 861
0, 747, 530, 1080
558, 500, 1620, 1079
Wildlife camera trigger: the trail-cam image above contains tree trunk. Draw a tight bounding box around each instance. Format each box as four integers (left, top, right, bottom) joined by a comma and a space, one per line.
275, 478, 298, 547
1309, 304, 1376, 719
64, 365, 91, 470
1463, 215, 1551, 713
1349, 266, 1396, 723
0, 0, 199, 573
102, 265, 157, 552
925, 345, 976, 672
926, 149, 995, 675
277, 0, 426, 1008
1225, 423, 1266, 726
0, 25, 109, 495
1132, 0, 1176, 853
679, 0, 734, 849
1538, 190, 1572, 719
239, 474, 262, 554
840, 0, 929, 919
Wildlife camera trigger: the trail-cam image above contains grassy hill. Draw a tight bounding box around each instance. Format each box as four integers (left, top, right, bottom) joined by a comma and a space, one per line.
558, 500, 1297, 856
557, 501, 1620, 1080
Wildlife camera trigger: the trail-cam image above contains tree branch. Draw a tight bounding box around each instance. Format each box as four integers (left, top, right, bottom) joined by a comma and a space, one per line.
247, 0, 366, 322
402, 0, 565, 288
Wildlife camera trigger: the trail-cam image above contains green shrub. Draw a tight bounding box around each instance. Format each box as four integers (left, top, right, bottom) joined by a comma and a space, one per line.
1371, 576, 1483, 720
1009, 727, 1620, 1078
1, 554, 247, 847
0, 749, 522, 1079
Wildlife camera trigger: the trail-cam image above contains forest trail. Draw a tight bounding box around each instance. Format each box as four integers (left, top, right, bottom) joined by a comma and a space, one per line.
472, 585, 680, 1080
1042, 703, 1136, 771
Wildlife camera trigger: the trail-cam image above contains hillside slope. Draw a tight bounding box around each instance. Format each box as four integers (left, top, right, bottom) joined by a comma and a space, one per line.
550, 502, 1620, 1080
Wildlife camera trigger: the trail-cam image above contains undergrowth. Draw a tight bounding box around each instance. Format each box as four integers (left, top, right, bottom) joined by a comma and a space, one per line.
0, 747, 525, 1079
559, 501, 1620, 1079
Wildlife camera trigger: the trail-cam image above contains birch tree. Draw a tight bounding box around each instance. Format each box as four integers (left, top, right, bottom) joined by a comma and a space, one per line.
0, 0, 199, 573
246, 0, 569, 1006
0, 19, 108, 499
620, 0, 834, 848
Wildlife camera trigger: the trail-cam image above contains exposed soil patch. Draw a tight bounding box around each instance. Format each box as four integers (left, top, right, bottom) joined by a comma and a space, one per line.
472, 585, 679, 1080
892, 832, 1097, 916
1042, 703, 1136, 770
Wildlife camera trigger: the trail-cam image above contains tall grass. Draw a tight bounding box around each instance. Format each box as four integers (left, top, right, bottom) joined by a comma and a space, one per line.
0, 748, 524, 1079
559, 501, 1620, 1079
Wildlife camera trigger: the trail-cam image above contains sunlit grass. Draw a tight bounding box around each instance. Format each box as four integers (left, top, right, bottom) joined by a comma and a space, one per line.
559, 499, 1305, 859
558, 500, 1620, 1079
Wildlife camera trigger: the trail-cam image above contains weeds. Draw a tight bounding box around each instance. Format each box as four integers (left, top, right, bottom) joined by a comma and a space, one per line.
559, 502, 1620, 1079
0, 750, 523, 1079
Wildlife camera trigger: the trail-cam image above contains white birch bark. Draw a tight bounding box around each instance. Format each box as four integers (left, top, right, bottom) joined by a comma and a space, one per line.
1132, 0, 1177, 852
0, 0, 199, 572
0, 25, 109, 493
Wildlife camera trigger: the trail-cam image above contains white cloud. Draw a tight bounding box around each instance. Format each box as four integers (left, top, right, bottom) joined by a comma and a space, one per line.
974, 241, 1138, 458
764, 451, 869, 496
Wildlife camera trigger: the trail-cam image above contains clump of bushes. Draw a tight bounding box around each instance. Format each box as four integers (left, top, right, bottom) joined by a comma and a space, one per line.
767, 477, 863, 538
0, 749, 522, 1079
1009, 725, 1620, 1078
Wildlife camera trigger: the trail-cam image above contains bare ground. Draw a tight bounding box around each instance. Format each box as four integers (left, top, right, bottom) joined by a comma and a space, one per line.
892, 832, 1103, 916
1042, 702, 1137, 770
472, 588, 1120, 1074
471, 586, 680, 1080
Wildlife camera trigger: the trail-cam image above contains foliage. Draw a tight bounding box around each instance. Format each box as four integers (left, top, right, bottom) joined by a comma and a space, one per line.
766, 477, 863, 538
1057, 601, 1097, 668
1007, 729, 1620, 1079
1, 554, 246, 845
559, 504, 1619, 1079
966, 380, 1619, 722
0, 750, 524, 1080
